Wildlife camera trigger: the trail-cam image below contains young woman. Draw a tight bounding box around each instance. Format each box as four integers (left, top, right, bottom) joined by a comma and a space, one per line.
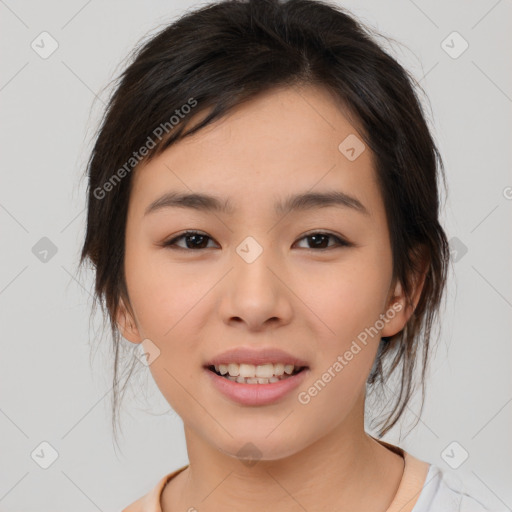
79, 0, 503, 510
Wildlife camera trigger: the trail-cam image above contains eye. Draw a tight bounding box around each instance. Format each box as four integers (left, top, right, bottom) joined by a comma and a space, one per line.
161, 230, 352, 251
293, 231, 352, 250
162, 230, 218, 250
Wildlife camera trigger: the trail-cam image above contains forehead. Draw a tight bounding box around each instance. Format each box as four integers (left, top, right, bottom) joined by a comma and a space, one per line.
130, 84, 380, 218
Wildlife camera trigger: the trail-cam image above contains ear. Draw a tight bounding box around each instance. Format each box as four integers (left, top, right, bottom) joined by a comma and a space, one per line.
116, 297, 142, 344
381, 260, 428, 338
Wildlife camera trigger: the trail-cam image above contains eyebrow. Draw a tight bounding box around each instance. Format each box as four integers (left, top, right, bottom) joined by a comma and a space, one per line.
143, 190, 369, 217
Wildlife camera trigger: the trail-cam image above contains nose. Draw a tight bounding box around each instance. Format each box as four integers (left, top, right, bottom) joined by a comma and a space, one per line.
218, 242, 294, 332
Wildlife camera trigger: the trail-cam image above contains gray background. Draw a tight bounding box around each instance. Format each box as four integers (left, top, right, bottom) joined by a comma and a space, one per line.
1, 0, 511, 510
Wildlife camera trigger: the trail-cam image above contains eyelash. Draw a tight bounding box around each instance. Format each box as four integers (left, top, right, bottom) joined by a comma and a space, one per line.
161, 230, 353, 251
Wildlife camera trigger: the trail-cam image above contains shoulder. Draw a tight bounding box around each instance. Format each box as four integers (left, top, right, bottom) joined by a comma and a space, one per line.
121, 465, 189, 512
413, 464, 507, 512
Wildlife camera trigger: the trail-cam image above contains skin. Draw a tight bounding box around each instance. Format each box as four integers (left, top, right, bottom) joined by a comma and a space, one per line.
117, 84, 426, 511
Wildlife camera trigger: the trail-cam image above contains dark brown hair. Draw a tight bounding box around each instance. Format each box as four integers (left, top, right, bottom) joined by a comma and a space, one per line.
79, 0, 449, 444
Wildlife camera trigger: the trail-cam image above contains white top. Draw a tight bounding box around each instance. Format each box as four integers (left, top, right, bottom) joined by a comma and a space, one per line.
413, 464, 506, 512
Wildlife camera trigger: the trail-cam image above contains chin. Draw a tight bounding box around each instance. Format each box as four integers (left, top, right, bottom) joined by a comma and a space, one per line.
212, 430, 313, 465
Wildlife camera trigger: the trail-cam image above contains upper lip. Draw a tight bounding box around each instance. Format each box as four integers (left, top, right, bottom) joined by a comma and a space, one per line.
204, 347, 309, 368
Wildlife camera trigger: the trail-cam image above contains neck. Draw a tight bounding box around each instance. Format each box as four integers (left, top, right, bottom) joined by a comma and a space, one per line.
162, 399, 404, 511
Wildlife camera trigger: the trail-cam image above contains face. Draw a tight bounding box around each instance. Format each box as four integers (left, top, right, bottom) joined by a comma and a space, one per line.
118, 84, 413, 461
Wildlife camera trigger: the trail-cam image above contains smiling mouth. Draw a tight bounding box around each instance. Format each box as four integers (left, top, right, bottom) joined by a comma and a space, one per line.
206, 363, 307, 384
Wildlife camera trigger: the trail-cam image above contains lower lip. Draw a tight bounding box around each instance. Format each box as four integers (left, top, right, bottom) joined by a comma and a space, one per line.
204, 367, 309, 406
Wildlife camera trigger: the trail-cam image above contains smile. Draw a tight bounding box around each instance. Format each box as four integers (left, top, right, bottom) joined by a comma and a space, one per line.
208, 362, 305, 384
205, 363, 309, 406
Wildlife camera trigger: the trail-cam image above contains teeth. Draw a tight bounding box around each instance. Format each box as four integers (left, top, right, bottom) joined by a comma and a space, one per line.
228, 363, 240, 377
255, 363, 274, 378
284, 364, 294, 375
230, 375, 289, 384
212, 362, 303, 383
239, 363, 256, 378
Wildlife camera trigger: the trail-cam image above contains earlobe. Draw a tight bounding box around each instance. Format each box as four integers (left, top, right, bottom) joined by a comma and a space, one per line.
381, 263, 428, 339
116, 298, 142, 344
381, 281, 408, 338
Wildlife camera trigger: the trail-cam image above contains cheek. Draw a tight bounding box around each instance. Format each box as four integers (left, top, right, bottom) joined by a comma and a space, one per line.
296, 247, 392, 344
124, 245, 210, 340
294, 259, 389, 424
124, 247, 212, 412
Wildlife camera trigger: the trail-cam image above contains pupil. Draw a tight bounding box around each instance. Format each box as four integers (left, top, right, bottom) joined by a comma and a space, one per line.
310, 234, 327, 249
187, 234, 207, 249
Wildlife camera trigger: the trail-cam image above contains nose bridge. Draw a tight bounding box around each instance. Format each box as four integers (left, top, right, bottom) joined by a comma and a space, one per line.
235, 234, 268, 267
233, 234, 276, 297
220, 234, 292, 329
